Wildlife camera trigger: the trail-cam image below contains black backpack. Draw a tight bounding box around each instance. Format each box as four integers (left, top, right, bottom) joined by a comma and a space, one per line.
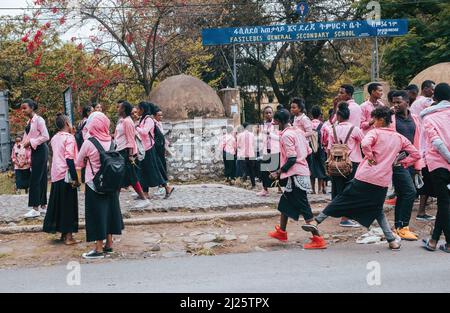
75, 121, 87, 151
87, 137, 125, 194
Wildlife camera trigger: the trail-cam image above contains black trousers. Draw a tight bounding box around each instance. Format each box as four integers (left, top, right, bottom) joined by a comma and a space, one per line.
223, 151, 236, 180
28, 143, 48, 207
260, 152, 281, 189
393, 166, 417, 228
240, 158, 256, 187
430, 168, 450, 243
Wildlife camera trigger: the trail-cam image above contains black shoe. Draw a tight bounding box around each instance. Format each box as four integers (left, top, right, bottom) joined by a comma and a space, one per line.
103, 247, 113, 254
82, 250, 105, 260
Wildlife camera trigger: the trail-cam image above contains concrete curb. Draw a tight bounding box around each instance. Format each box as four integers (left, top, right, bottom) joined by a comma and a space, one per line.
0, 209, 321, 235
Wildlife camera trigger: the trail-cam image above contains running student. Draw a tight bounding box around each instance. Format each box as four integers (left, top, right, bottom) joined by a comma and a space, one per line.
303, 106, 420, 251
77, 113, 124, 259
421, 83, 450, 253
115, 100, 150, 208
11, 135, 31, 194
268, 109, 326, 250
21, 99, 50, 219
327, 102, 364, 228
43, 114, 80, 245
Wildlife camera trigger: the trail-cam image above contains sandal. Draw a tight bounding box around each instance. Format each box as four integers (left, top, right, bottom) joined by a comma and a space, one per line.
422, 239, 437, 252
439, 244, 450, 253
64, 239, 81, 246
164, 187, 175, 199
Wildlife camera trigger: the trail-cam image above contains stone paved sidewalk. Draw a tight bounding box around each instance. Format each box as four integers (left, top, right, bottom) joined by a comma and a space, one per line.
0, 184, 330, 224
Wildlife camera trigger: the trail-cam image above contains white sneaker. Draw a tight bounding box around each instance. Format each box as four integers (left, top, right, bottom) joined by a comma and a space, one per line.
154, 188, 165, 196
24, 209, 40, 219
134, 199, 150, 209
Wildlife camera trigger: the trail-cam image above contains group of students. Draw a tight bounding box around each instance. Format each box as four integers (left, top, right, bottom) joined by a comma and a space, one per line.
14, 99, 174, 259
220, 81, 450, 252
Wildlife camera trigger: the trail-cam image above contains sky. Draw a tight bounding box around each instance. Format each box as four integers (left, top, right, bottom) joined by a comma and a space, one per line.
0, 0, 91, 41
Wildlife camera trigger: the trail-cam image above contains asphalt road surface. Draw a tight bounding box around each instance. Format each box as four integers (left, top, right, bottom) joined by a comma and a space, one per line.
1, 241, 448, 293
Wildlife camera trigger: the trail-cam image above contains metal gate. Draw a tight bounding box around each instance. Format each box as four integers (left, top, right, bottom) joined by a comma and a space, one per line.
0, 91, 10, 171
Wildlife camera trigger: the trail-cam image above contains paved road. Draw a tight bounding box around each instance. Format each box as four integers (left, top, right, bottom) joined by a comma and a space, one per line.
0, 241, 448, 293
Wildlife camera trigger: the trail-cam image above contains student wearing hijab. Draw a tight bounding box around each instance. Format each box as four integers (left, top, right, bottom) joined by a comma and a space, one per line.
77, 113, 124, 259
21, 99, 50, 219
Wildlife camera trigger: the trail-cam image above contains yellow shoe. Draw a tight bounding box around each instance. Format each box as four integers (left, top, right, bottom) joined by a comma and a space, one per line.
397, 227, 418, 241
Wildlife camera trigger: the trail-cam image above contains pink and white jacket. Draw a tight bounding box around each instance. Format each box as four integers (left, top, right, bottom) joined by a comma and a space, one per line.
261, 121, 280, 155
293, 114, 313, 139
114, 116, 137, 155
332, 99, 362, 128
136, 116, 155, 151
355, 127, 420, 188
23, 114, 50, 150
410, 96, 434, 117
237, 130, 256, 159
420, 101, 450, 172
11, 143, 31, 170
280, 126, 312, 179
360, 99, 385, 133
327, 122, 364, 163
50, 132, 78, 182
220, 133, 237, 155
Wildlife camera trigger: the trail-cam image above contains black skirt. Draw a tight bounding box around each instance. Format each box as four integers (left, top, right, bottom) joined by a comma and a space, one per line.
140, 147, 168, 188
307, 150, 327, 179
15, 169, 31, 189
28, 143, 48, 207
323, 179, 388, 228
85, 186, 124, 242
278, 181, 314, 221
118, 149, 139, 188
43, 180, 79, 234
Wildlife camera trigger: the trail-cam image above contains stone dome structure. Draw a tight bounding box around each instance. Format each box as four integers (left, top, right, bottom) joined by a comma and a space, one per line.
149, 74, 225, 121
410, 62, 450, 89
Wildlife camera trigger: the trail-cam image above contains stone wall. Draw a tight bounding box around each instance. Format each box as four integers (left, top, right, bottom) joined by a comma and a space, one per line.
162, 118, 231, 182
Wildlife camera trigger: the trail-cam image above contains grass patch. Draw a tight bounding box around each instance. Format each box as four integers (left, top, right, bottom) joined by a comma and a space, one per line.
0, 172, 15, 195
0, 253, 10, 259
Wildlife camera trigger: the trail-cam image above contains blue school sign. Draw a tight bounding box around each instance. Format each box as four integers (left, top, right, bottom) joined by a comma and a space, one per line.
202, 19, 408, 46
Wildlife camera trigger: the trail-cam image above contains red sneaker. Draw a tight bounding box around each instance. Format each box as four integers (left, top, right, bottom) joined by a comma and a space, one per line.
304, 236, 327, 249
384, 197, 397, 206
268, 225, 288, 242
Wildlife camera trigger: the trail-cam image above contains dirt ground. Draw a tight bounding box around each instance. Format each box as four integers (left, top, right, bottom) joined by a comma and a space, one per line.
0, 204, 436, 270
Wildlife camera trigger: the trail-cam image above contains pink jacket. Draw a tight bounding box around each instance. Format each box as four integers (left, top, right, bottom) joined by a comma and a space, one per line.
50, 132, 78, 182
237, 130, 256, 158
360, 99, 385, 133
220, 134, 237, 155
136, 116, 155, 151
332, 99, 362, 128
280, 126, 311, 179
23, 114, 50, 150
11, 143, 31, 170
76, 138, 113, 184
410, 96, 433, 117
420, 102, 450, 172
115, 117, 137, 155
328, 122, 364, 163
390, 113, 425, 171
293, 114, 313, 139
355, 128, 420, 187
